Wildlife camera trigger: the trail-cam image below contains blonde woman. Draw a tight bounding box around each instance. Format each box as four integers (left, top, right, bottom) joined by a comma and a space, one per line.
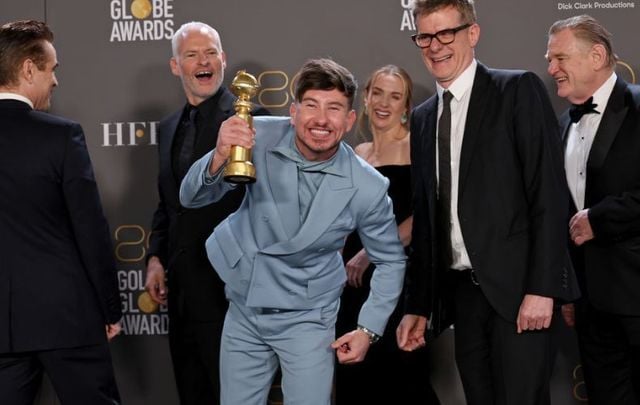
335, 65, 439, 404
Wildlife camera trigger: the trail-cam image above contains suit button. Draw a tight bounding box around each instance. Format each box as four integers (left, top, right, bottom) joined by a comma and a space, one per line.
262, 216, 269, 222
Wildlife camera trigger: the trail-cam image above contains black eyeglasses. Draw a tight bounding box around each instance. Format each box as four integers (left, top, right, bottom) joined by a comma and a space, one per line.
411, 23, 472, 48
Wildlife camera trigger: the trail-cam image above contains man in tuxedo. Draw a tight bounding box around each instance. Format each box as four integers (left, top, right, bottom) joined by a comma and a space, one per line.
546, 15, 640, 405
179, 58, 406, 405
396, 1, 579, 404
144, 21, 268, 405
0, 20, 122, 404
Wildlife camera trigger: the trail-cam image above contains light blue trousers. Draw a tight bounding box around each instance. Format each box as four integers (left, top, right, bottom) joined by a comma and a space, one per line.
220, 299, 339, 405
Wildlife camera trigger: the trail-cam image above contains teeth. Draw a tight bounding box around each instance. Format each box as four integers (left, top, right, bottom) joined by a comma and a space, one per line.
310, 129, 330, 136
433, 55, 451, 62
195, 71, 213, 78
375, 110, 390, 117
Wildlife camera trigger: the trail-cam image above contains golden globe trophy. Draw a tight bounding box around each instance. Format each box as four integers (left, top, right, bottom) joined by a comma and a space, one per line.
223, 70, 259, 183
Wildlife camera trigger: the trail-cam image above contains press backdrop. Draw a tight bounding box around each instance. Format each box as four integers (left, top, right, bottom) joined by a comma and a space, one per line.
1, 1, 638, 403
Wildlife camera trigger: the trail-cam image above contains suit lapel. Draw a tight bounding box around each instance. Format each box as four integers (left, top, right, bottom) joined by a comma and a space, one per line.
266, 126, 301, 238
194, 88, 235, 158
263, 144, 356, 255
458, 63, 490, 195
587, 78, 628, 172
420, 98, 438, 213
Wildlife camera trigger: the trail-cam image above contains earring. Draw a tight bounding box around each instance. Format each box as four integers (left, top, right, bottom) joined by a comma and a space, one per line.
400, 112, 408, 124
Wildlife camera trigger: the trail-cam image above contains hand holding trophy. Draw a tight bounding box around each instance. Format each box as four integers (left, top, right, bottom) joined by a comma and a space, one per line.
223, 70, 259, 183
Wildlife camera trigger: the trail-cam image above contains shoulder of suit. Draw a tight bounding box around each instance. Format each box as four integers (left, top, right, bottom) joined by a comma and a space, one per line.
254, 115, 290, 129
625, 82, 640, 107
413, 94, 437, 115
486, 67, 544, 89
159, 108, 182, 127
28, 110, 80, 131
253, 115, 292, 147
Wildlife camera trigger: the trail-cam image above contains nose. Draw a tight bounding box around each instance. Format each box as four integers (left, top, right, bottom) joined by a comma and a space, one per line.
314, 107, 329, 124
52, 73, 58, 87
429, 38, 444, 52
547, 60, 557, 76
197, 53, 209, 65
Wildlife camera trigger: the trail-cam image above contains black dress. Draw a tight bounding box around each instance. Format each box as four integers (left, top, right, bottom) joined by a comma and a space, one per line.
335, 165, 440, 404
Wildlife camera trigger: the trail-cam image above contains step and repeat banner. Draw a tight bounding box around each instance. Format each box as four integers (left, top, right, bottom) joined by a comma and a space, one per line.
1, 1, 638, 404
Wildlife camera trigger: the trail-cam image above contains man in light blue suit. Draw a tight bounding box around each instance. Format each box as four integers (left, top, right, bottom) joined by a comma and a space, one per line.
180, 58, 406, 405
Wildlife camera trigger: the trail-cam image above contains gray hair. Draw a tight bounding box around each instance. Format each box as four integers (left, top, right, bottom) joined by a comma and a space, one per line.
171, 22, 222, 57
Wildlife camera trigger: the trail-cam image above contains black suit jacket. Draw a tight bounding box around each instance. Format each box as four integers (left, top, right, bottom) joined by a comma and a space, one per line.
406, 63, 580, 334
0, 99, 121, 353
148, 87, 269, 321
562, 77, 640, 316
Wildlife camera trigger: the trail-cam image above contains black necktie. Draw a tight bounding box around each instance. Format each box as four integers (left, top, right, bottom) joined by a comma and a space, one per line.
569, 96, 599, 123
177, 107, 198, 180
438, 91, 453, 267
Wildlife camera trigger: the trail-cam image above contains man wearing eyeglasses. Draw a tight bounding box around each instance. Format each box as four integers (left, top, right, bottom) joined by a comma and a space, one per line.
396, 1, 579, 404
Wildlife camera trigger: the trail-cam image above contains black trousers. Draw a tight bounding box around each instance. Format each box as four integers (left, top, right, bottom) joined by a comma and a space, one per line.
575, 300, 640, 405
0, 343, 120, 405
169, 314, 225, 405
451, 271, 556, 405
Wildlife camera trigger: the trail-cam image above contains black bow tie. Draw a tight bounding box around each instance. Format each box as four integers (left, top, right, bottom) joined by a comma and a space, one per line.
569, 96, 599, 123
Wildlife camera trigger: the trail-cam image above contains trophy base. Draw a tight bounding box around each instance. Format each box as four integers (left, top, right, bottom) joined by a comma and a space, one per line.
224, 161, 256, 184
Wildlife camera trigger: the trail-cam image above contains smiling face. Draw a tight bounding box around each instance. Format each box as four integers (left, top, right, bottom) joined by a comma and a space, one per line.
290, 88, 356, 162
415, 6, 479, 88
365, 73, 407, 132
170, 26, 226, 106
546, 28, 600, 104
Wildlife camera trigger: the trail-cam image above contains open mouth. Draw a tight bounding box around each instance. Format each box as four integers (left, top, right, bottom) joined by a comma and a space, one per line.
374, 109, 391, 118
432, 55, 452, 63
195, 71, 213, 80
310, 128, 331, 138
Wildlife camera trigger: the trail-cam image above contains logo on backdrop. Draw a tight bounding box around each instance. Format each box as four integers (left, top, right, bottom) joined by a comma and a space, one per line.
617, 60, 637, 84
556, 1, 635, 10
101, 121, 159, 146
115, 225, 169, 336
400, 0, 416, 31
110, 0, 175, 42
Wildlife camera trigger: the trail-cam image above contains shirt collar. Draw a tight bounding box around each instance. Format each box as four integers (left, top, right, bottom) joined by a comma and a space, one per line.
591, 72, 617, 115
271, 129, 343, 176
436, 59, 477, 102
0, 92, 34, 109
190, 86, 225, 117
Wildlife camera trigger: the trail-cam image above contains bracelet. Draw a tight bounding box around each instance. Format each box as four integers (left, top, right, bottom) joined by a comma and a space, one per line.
357, 325, 380, 344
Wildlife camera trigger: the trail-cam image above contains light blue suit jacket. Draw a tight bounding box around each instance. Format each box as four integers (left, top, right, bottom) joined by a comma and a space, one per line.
180, 116, 405, 334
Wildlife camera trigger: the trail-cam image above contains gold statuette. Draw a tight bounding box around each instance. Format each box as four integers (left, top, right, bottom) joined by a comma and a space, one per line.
223, 70, 259, 183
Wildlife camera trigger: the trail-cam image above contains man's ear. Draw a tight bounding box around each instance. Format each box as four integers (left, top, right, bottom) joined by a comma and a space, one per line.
468, 23, 481, 48
21, 58, 36, 84
346, 109, 357, 132
289, 102, 297, 125
169, 57, 180, 77
590, 44, 608, 71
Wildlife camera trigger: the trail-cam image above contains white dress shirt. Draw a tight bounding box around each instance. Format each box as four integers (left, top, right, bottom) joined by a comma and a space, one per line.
565, 73, 616, 210
0, 92, 34, 108
436, 59, 477, 270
